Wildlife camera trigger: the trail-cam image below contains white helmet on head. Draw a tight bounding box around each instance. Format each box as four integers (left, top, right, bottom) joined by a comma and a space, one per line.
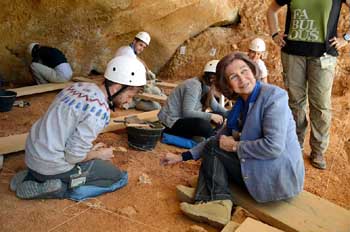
203, 60, 219, 73
104, 56, 146, 87
28, 42, 39, 55
249, 38, 266, 52
135, 31, 151, 46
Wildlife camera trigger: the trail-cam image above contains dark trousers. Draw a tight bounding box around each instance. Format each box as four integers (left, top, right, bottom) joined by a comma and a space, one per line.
25, 160, 125, 198
164, 117, 214, 138
194, 139, 246, 202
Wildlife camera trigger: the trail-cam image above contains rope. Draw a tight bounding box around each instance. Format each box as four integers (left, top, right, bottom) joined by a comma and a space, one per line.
47, 198, 165, 232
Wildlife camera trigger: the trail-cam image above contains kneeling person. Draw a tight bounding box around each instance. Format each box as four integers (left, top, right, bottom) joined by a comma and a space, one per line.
28, 42, 73, 84
11, 56, 146, 200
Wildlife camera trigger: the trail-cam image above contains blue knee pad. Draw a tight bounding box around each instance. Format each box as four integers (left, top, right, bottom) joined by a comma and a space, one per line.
161, 133, 197, 149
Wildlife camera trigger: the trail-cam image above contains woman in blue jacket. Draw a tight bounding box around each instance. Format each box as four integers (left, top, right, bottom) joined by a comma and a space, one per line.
161, 52, 304, 228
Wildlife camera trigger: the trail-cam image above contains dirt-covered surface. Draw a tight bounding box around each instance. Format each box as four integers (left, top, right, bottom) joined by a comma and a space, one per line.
0, 85, 350, 232
1, 1, 350, 231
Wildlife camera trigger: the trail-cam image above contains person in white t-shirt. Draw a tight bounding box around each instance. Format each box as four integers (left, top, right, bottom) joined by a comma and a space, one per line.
248, 38, 268, 83
115, 31, 164, 111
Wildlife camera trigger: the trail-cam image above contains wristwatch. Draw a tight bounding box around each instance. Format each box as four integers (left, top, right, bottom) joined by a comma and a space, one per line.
343, 33, 350, 42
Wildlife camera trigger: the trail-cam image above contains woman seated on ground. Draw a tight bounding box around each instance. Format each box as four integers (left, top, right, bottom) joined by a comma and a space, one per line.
158, 60, 227, 139
161, 52, 305, 228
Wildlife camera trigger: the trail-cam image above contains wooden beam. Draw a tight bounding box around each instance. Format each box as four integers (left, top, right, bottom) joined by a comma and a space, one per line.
230, 184, 350, 232
154, 81, 178, 88
0, 155, 3, 170
0, 133, 28, 156
136, 93, 167, 103
72, 76, 102, 83
7, 77, 177, 98
221, 221, 240, 232
0, 110, 159, 156
9, 82, 73, 97
72, 76, 178, 89
102, 110, 159, 133
235, 218, 283, 232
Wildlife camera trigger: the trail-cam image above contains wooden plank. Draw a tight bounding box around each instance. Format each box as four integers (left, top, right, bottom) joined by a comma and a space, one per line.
235, 218, 283, 232
221, 221, 240, 232
72, 76, 102, 83
154, 81, 178, 88
0, 133, 28, 155
9, 82, 73, 97
136, 93, 167, 103
230, 184, 350, 232
0, 155, 3, 170
102, 110, 159, 133
8, 76, 103, 98
0, 110, 159, 155
73, 76, 177, 89
8, 77, 176, 98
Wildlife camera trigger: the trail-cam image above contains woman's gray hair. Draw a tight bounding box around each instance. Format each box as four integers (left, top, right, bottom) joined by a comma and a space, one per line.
215, 52, 261, 100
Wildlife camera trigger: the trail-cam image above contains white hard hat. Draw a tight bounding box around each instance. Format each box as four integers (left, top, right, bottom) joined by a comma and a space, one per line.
135, 31, 151, 46
104, 56, 146, 86
249, 38, 266, 52
203, 60, 220, 73
28, 42, 39, 55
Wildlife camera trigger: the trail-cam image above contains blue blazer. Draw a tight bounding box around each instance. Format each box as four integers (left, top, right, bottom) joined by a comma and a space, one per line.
191, 83, 305, 203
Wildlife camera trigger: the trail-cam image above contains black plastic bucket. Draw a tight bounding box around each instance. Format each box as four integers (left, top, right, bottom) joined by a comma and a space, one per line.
127, 122, 164, 151
0, 90, 17, 112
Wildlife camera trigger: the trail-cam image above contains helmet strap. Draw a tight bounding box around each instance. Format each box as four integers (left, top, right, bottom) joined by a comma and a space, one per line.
130, 43, 137, 55
104, 81, 128, 112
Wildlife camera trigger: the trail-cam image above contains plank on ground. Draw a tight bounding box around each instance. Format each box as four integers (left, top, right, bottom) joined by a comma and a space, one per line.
136, 93, 167, 103
72, 76, 178, 89
0, 133, 28, 156
72, 76, 102, 83
102, 110, 159, 133
154, 81, 177, 88
8, 76, 176, 98
235, 217, 283, 232
0, 110, 159, 156
230, 184, 350, 232
9, 82, 73, 97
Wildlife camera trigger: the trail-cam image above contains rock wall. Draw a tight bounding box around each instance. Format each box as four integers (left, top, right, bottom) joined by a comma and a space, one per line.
158, 0, 350, 96
0, 0, 238, 85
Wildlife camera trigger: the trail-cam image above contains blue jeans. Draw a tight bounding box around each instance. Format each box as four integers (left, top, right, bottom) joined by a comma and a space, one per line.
194, 139, 246, 202
25, 160, 125, 198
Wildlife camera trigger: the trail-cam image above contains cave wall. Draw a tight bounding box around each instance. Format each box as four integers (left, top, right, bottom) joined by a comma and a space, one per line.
158, 0, 350, 96
0, 0, 238, 85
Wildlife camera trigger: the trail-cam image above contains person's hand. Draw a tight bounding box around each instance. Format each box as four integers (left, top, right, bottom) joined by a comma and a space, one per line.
329, 37, 348, 50
211, 113, 224, 125
160, 152, 183, 166
219, 135, 238, 152
92, 142, 106, 151
96, 147, 115, 160
272, 32, 287, 47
